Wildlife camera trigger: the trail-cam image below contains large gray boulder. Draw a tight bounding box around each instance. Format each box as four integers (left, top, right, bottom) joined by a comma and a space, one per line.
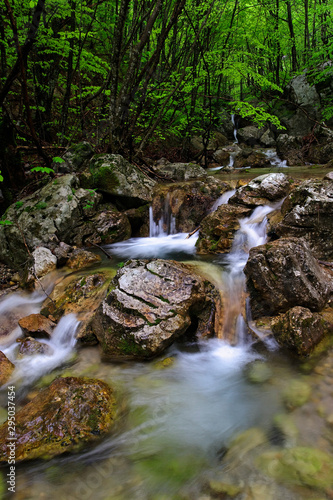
55, 141, 94, 173
229, 173, 291, 207
80, 154, 156, 207
0, 175, 101, 269
91, 259, 219, 360
244, 238, 332, 318
275, 178, 333, 260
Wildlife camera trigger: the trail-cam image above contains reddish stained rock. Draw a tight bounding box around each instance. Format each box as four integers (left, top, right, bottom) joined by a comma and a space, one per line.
18, 313, 56, 339
0, 377, 117, 462
0, 351, 14, 386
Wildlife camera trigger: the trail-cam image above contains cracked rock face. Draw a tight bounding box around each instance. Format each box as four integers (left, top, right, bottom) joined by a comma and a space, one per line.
244, 238, 332, 319
91, 259, 219, 360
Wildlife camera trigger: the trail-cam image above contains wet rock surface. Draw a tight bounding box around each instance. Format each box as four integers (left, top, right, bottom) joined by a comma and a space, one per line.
152, 178, 231, 233
229, 173, 291, 207
244, 238, 332, 318
0, 351, 15, 386
196, 204, 252, 254
271, 306, 333, 357
18, 313, 56, 339
275, 178, 333, 260
91, 259, 219, 360
0, 377, 117, 461
17, 337, 53, 357
66, 249, 102, 270
80, 154, 156, 207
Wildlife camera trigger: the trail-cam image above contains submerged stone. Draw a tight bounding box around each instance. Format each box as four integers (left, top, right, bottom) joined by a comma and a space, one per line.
256, 447, 333, 491
0, 377, 117, 462
282, 378, 312, 410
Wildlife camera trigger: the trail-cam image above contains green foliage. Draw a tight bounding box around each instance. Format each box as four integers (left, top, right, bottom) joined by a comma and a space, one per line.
230, 101, 286, 129
31, 166, 55, 175
15, 201, 24, 209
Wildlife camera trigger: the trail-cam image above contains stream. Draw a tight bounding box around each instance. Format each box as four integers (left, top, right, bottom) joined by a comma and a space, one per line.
0, 160, 332, 499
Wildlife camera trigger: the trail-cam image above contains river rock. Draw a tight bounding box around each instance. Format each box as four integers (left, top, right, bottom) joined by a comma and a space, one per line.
260, 129, 276, 147
275, 178, 333, 260
18, 314, 56, 339
324, 171, 333, 181
0, 377, 117, 461
152, 178, 231, 233
256, 447, 333, 491
66, 249, 102, 270
0, 175, 102, 269
0, 351, 14, 386
244, 238, 332, 318
80, 154, 156, 208
196, 204, 252, 254
271, 306, 332, 357
17, 337, 53, 357
233, 150, 271, 169
229, 173, 290, 207
72, 208, 132, 246
153, 161, 206, 181
41, 271, 113, 338
51, 242, 73, 267
31, 247, 57, 278
91, 259, 219, 360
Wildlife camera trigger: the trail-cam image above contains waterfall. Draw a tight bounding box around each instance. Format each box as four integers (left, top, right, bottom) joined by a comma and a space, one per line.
149, 195, 176, 237
219, 204, 279, 347
210, 189, 236, 212
231, 114, 238, 143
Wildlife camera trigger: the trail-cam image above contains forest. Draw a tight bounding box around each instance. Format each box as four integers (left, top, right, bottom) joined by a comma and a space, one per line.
0, 0, 332, 198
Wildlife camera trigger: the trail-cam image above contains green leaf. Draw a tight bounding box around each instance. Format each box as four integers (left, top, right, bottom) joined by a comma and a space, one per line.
31, 166, 55, 174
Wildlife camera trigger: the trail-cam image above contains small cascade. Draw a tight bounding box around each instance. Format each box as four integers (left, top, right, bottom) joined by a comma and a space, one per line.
264, 148, 288, 168
4, 313, 80, 388
220, 204, 279, 346
149, 203, 176, 238
231, 114, 238, 143
210, 189, 236, 212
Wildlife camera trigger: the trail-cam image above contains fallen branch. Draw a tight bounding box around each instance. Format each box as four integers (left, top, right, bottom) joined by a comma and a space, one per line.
186, 226, 200, 239
89, 242, 113, 260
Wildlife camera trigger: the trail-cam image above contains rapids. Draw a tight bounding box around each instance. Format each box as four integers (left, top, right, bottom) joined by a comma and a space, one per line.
0, 164, 332, 500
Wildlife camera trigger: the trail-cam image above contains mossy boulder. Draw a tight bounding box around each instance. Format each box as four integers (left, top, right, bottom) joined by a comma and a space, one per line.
80, 154, 156, 208
153, 161, 207, 181
0, 377, 117, 462
256, 447, 333, 491
0, 175, 102, 269
271, 306, 333, 357
91, 259, 220, 360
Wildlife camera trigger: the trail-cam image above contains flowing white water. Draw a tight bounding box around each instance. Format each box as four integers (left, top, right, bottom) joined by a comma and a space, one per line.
210, 189, 236, 211
264, 148, 288, 168
231, 113, 238, 143
219, 204, 280, 347
105, 204, 198, 259
3, 314, 79, 388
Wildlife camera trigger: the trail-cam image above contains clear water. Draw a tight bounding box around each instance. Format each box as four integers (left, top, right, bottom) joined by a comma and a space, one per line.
0, 191, 332, 500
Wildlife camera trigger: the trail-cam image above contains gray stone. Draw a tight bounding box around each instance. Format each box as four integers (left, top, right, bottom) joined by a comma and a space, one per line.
276, 178, 333, 259
229, 173, 290, 207
91, 259, 219, 360
0, 175, 102, 269
153, 162, 206, 181
31, 247, 57, 278
55, 142, 94, 173
81, 154, 156, 207
244, 238, 332, 318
